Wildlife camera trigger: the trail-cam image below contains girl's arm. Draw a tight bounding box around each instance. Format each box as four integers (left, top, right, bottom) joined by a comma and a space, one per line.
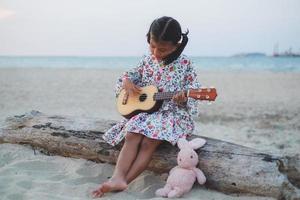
114, 56, 145, 97
184, 59, 201, 115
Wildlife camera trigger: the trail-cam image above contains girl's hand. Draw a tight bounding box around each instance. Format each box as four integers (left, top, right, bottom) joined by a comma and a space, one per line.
172, 91, 188, 105
122, 78, 141, 96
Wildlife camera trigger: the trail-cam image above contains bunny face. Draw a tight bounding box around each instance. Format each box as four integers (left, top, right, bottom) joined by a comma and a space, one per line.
176, 138, 206, 169
177, 148, 199, 168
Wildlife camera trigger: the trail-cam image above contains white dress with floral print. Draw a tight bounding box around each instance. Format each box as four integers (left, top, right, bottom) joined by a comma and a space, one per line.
103, 54, 201, 146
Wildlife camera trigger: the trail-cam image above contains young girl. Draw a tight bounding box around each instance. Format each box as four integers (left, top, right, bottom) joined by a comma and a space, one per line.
92, 16, 201, 198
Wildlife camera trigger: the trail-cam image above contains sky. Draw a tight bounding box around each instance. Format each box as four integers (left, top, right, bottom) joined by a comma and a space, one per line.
0, 0, 299, 56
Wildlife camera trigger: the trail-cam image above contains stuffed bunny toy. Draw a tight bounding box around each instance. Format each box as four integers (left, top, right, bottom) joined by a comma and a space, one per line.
155, 138, 206, 198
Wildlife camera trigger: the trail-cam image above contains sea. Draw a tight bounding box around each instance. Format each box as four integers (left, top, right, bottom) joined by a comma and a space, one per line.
0, 56, 300, 72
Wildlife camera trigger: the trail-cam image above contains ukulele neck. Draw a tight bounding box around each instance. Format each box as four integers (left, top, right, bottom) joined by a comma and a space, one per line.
153, 91, 187, 101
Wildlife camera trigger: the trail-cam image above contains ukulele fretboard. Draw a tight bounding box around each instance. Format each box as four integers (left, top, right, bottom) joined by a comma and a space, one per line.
153, 91, 186, 101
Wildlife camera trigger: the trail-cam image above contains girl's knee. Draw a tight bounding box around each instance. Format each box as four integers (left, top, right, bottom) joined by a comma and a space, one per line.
140, 137, 162, 152
124, 132, 143, 144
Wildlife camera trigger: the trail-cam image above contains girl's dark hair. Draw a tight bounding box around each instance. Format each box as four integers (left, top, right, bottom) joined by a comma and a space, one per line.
147, 16, 189, 65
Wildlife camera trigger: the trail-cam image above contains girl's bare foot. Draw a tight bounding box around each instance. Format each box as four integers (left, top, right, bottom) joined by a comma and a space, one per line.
92, 177, 128, 198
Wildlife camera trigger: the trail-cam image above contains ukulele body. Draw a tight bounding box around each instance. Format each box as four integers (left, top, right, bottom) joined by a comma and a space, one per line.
116, 85, 163, 119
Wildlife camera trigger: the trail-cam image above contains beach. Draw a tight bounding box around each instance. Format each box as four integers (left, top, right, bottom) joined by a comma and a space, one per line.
1, 68, 300, 200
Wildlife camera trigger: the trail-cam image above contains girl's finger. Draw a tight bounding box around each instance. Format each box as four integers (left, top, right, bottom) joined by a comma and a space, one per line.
131, 88, 141, 95
133, 85, 142, 92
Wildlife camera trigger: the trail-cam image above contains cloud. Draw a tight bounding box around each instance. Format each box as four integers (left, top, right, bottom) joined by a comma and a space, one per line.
0, 8, 16, 20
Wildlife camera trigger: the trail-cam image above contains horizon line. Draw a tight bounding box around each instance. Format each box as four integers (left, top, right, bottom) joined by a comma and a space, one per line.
0, 54, 274, 58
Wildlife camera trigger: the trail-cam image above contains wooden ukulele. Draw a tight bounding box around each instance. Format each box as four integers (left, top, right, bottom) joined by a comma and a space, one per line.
116, 85, 217, 119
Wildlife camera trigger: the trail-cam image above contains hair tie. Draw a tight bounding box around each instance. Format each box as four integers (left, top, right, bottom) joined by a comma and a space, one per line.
182, 29, 189, 36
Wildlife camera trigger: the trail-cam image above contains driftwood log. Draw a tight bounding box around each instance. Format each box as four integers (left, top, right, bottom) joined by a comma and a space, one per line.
0, 110, 299, 200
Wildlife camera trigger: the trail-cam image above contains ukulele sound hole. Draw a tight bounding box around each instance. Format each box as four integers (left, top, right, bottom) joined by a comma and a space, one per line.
139, 93, 147, 102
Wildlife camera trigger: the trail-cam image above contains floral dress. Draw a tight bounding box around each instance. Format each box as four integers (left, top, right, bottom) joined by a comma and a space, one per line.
103, 54, 201, 146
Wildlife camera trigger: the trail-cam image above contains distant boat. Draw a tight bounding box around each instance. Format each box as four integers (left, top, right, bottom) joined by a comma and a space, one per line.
273, 45, 300, 57
273, 52, 300, 57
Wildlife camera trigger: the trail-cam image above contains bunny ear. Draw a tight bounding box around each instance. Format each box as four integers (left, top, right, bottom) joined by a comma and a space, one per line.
189, 138, 206, 149
177, 138, 189, 149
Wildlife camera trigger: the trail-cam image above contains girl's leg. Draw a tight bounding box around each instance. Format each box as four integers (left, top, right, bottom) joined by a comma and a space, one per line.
92, 133, 143, 198
111, 133, 144, 180
125, 137, 162, 184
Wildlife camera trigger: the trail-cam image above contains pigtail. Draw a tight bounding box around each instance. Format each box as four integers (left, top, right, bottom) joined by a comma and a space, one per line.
163, 29, 189, 65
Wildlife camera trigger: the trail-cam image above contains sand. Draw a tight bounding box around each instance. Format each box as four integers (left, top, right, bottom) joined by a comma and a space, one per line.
1, 68, 300, 200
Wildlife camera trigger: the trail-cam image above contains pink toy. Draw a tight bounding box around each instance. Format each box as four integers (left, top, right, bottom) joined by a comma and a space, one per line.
155, 138, 207, 198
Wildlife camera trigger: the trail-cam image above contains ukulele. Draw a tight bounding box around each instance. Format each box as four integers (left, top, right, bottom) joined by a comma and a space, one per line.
116, 85, 217, 119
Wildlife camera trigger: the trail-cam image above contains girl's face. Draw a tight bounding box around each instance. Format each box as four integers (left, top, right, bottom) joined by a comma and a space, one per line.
149, 37, 179, 62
